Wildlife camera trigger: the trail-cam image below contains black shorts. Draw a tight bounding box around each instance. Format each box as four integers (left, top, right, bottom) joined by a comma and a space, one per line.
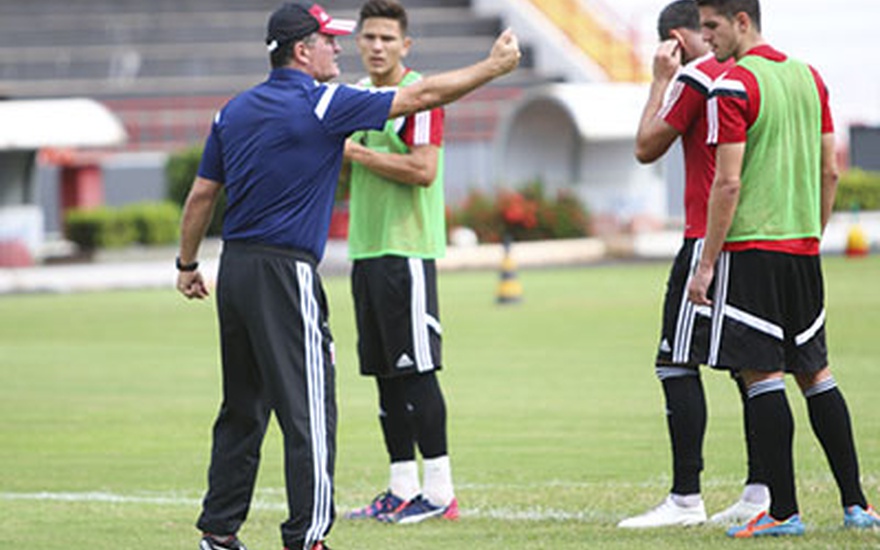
708, 249, 828, 374
657, 238, 712, 366
351, 256, 442, 378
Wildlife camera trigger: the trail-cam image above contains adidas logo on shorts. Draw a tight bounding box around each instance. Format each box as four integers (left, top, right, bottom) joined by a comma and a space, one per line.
396, 353, 415, 368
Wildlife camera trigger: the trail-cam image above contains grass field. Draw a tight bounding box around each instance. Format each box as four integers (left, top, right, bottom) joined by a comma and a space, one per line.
1, 256, 879, 549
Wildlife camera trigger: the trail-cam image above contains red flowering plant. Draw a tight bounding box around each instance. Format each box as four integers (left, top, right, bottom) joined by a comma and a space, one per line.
498, 189, 539, 240
448, 181, 590, 244
447, 189, 504, 243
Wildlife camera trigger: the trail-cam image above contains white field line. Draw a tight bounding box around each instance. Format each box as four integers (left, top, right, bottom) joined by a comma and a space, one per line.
0, 491, 599, 523
0, 488, 612, 522
1, 491, 205, 507
4, 475, 862, 523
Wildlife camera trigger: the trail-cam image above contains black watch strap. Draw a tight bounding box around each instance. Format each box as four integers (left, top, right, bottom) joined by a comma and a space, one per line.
176, 257, 199, 272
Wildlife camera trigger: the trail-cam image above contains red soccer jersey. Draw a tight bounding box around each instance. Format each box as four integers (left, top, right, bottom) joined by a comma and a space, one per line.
400, 105, 444, 147
359, 68, 445, 148
660, 53, 734, 238
397, 69, 445, 148
707, 45, 834, 255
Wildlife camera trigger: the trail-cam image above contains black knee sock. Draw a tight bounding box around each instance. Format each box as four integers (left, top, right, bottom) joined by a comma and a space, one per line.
748, 383, 798, 519
805, 382, 867, 508
377, 377, 416, 462
733, 373, 767, 486
661, 373, 706, 495
403, 372, 448, 459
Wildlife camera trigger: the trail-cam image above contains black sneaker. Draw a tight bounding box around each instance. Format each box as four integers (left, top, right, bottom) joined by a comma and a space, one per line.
200, 534, 248, 550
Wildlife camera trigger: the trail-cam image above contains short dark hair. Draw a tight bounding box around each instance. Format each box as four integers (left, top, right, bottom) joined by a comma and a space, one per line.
269, 33, 316, 69
658, 0, 699, 40
358, 0, 408, 34
695, 0, 761, 31
270, 41, 293, 69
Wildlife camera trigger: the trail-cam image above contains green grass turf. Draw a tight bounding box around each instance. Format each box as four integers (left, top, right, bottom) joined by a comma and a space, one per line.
1, 255, 879, 549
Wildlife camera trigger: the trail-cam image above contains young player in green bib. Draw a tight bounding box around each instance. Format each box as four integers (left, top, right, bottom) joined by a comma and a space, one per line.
341, 0, 458, 525
691, 0, 880, 538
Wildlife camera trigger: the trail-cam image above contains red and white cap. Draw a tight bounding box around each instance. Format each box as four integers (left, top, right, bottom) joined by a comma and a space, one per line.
266, 3, 356, 52
308, 4, 356, 36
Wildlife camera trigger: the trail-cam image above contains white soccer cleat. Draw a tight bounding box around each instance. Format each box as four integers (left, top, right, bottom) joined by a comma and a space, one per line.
617, 495, 707, 528
709, 498, 769, 526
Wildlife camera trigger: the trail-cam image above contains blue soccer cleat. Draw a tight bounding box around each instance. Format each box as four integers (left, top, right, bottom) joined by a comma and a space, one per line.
344, 490, 406, 520
844, 504, 880, 529
726, 511, 805, 538
380, 494, 459, 524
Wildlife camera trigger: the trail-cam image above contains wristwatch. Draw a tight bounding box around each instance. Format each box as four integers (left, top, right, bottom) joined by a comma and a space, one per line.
176, 257, 199, 272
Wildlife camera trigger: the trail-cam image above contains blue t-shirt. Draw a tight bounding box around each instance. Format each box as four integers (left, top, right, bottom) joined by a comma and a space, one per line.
198, 68, 395, 260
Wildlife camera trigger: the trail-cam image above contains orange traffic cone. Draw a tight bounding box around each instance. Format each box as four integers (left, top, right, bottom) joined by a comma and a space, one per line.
496, 237, 523, 304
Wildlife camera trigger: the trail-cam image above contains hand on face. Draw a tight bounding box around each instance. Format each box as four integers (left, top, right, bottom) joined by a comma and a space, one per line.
652, 38, 682, 82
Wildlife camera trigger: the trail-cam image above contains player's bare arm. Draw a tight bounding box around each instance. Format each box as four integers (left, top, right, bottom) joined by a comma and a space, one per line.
388, 28, 520, 118
344, 140, 439, 187
819, 133, 839, 232
687, 142, 744, 305
635, 38, 684, 163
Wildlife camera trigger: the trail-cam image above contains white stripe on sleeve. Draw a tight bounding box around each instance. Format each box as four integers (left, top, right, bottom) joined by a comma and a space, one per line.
314, 84, 339, 121
706, 95, 719, 145
413, 111, 431, 145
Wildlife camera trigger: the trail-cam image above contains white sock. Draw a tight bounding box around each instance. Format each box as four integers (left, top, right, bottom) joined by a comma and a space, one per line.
671, 493, 703, 508
389, 460, 420, 501
740, 483, 770, 505
422, 455, 454, 506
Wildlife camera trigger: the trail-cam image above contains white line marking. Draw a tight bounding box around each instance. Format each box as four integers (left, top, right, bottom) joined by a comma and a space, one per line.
0, 490, 607, 522
6, 475, 867, 523
0, 491, 203, 506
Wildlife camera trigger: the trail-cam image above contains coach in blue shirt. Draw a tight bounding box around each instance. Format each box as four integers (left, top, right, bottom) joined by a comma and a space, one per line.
175, 3, 520, 550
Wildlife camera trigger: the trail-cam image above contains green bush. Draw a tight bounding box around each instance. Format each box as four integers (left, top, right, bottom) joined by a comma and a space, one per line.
165, 145, 225, 236
121, 201, 181, 245
834, 169, 880, 211
545, 190, 592, 239
65, 207, 137, 250
64, 209, 102, 251
448, 182, 591, 243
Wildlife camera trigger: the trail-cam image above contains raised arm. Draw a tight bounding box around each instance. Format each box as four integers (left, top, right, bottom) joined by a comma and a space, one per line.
388, 29, 520, 119
635, 39, 683, 163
